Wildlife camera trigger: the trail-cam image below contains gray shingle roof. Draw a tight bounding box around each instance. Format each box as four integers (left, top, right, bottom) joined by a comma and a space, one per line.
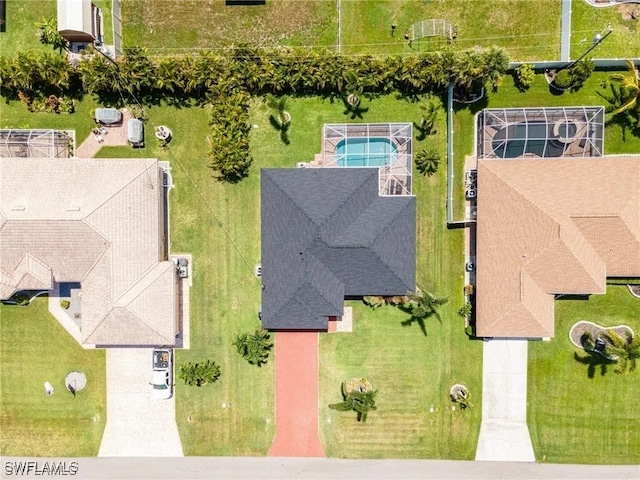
261, 168, 416, 330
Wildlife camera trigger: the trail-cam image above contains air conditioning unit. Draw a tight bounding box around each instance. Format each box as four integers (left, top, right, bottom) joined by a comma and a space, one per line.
296, 162, 310, 168
176, 258, 189, 278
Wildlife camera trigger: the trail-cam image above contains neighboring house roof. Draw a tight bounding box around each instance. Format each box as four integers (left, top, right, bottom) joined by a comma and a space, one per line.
57, 0, 96, 41
0, 158, 176, 346
476, 156, 640, 338
261, 168, 416, 330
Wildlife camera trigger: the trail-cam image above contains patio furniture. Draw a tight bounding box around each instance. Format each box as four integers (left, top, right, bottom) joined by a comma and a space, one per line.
95, 108, 122, 126
127, 118, 144, 148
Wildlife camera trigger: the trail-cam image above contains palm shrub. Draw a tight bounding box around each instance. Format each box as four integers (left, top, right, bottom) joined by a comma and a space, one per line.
329, 378, 378, 423
514, 63, 535, 92
415, 97, 439, 137
405, 288, 449, 323
178, 360, 221, 387
458, 301, 472, 320
415, 148, 440, 176
232, 328, 273, 367
34, 16, 69, 53
605, 329, 640, 375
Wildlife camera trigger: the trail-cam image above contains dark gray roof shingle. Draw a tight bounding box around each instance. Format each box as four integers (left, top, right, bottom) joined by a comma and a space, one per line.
261, 168, 415, 330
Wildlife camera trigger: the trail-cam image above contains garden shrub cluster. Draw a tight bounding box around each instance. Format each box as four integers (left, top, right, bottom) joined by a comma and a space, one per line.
0, 46, 510, 181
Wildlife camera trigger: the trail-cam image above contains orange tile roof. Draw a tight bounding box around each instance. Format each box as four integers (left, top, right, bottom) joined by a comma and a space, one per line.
476, 156, 640, 338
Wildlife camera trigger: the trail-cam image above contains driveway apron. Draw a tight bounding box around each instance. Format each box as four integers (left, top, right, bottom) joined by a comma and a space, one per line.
99, 348, 183, 457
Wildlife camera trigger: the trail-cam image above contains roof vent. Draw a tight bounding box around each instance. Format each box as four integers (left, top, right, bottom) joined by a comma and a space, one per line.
66, 207, 81, 212
11, 205, 25, 211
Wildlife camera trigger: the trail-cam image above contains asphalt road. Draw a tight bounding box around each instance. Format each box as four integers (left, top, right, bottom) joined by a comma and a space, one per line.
2, 457, 639, 480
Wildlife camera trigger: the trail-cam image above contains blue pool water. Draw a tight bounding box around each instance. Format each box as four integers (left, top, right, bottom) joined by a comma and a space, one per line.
336, 137, 398, 167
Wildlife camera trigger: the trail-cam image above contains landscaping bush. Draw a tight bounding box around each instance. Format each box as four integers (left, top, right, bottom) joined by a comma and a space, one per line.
363, 296, 385, 308
553, 69, 573, 89
60, 299, 70, 309
569, 59, 595, 91
13, 293, 30, 306
514, 63, 535, 91
178, 360, 221, 387
232, 328, 273, 367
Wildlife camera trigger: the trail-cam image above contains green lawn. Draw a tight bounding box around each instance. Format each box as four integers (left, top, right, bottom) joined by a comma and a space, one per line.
122, 0, 337, 51
571, 1, 640, 60
0, 299, 106, 456
528, 286, 640, 464
0, 0, 113, 55
340, 0, 561, 61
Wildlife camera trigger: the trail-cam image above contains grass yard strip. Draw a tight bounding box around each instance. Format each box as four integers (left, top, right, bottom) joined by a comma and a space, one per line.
339, 0, 561, 61
528, 286, 640, 464
0, 0, 112, 55
0, 299, 106, 456
570, 1, 640, 60
122, 0, 337, 51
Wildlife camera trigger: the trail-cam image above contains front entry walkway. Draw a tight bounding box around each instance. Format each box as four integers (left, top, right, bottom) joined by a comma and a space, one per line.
269, 332, 325, 457
99, 348, 183, 457
475, 339, 535, 462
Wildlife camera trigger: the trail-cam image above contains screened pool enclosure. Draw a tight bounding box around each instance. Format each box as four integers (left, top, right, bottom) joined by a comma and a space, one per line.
319, 123, 413, 196
0, 129, 75, 158
476, 107, 605, 159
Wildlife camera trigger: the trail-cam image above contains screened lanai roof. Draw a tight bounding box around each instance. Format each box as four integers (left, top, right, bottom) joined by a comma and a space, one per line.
0, 130, 75, 158
477, 107, 605, 159
322, 123, 413, 196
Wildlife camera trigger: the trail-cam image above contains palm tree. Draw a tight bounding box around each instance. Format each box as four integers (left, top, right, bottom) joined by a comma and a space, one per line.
178, 360, 221, 387
609, 60, 640, 115
604, 329, 640, 375
329, 380, 378, 423
232, 329, 273, 367
401, 288, 449, 336
266, 93, 291, 128
415, 148, 440, 176
415, 98, 439, 138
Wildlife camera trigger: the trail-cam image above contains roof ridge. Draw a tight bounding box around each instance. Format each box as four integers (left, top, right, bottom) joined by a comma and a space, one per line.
319, 169, 377, 231
370, 200, 415, 289
84, 161, 158, 219
262, 170, 315, 226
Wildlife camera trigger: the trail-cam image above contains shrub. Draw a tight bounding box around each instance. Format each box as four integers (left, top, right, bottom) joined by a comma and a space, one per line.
232, 329, 273, 367
60, 299, 70, 309
568, 58, 595, 91
553, 69, 573, 89
514, 64, 535, 91
363, 296, 385, 308
178, 360, 221, 387
415, 148, 440, 176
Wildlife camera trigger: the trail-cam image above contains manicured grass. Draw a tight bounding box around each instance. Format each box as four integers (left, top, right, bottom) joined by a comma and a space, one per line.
0, 0, 113, 55
0, 1, 56, 54
122, 0, 337, 51
0, 299, 106, 456
528, 286, 640, 464
571, 1, 640, 60
0, 96, 103, 146
340, 0, 561, 61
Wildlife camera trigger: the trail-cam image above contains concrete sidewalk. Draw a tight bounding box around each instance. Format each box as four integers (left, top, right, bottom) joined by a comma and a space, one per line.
475, 339, 535, 462
99, 349, 183, 457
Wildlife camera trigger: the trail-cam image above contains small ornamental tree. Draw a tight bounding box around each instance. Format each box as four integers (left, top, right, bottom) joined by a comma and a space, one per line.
178, 360, 221, 387
514, 63, 535, 92
568, 58, 595, 91
415, 148, 440, 176
232, 328, 273, 367
553, 69, 573, 89
329, 378, 378, 423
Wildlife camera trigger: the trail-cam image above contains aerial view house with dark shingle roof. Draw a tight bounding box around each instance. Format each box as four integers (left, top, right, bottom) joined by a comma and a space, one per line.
0, 157, 188, 347
261, 168, 416, 330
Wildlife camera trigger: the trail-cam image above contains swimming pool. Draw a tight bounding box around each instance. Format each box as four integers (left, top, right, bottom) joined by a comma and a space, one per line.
335, 137, 398, 167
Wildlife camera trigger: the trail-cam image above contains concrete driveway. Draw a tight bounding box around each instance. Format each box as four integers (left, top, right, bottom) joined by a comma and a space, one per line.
475, 339, 535, 462
99, 348, 183, 457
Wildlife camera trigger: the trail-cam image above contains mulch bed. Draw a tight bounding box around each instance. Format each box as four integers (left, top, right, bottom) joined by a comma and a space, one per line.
569, 320, 635, 351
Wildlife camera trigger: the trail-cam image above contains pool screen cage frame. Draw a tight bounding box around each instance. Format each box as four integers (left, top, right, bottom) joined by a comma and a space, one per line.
409, 19, 453, 42
0, 129, 76, 158
322, 123, 413, 196
476, 106, 605, 159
